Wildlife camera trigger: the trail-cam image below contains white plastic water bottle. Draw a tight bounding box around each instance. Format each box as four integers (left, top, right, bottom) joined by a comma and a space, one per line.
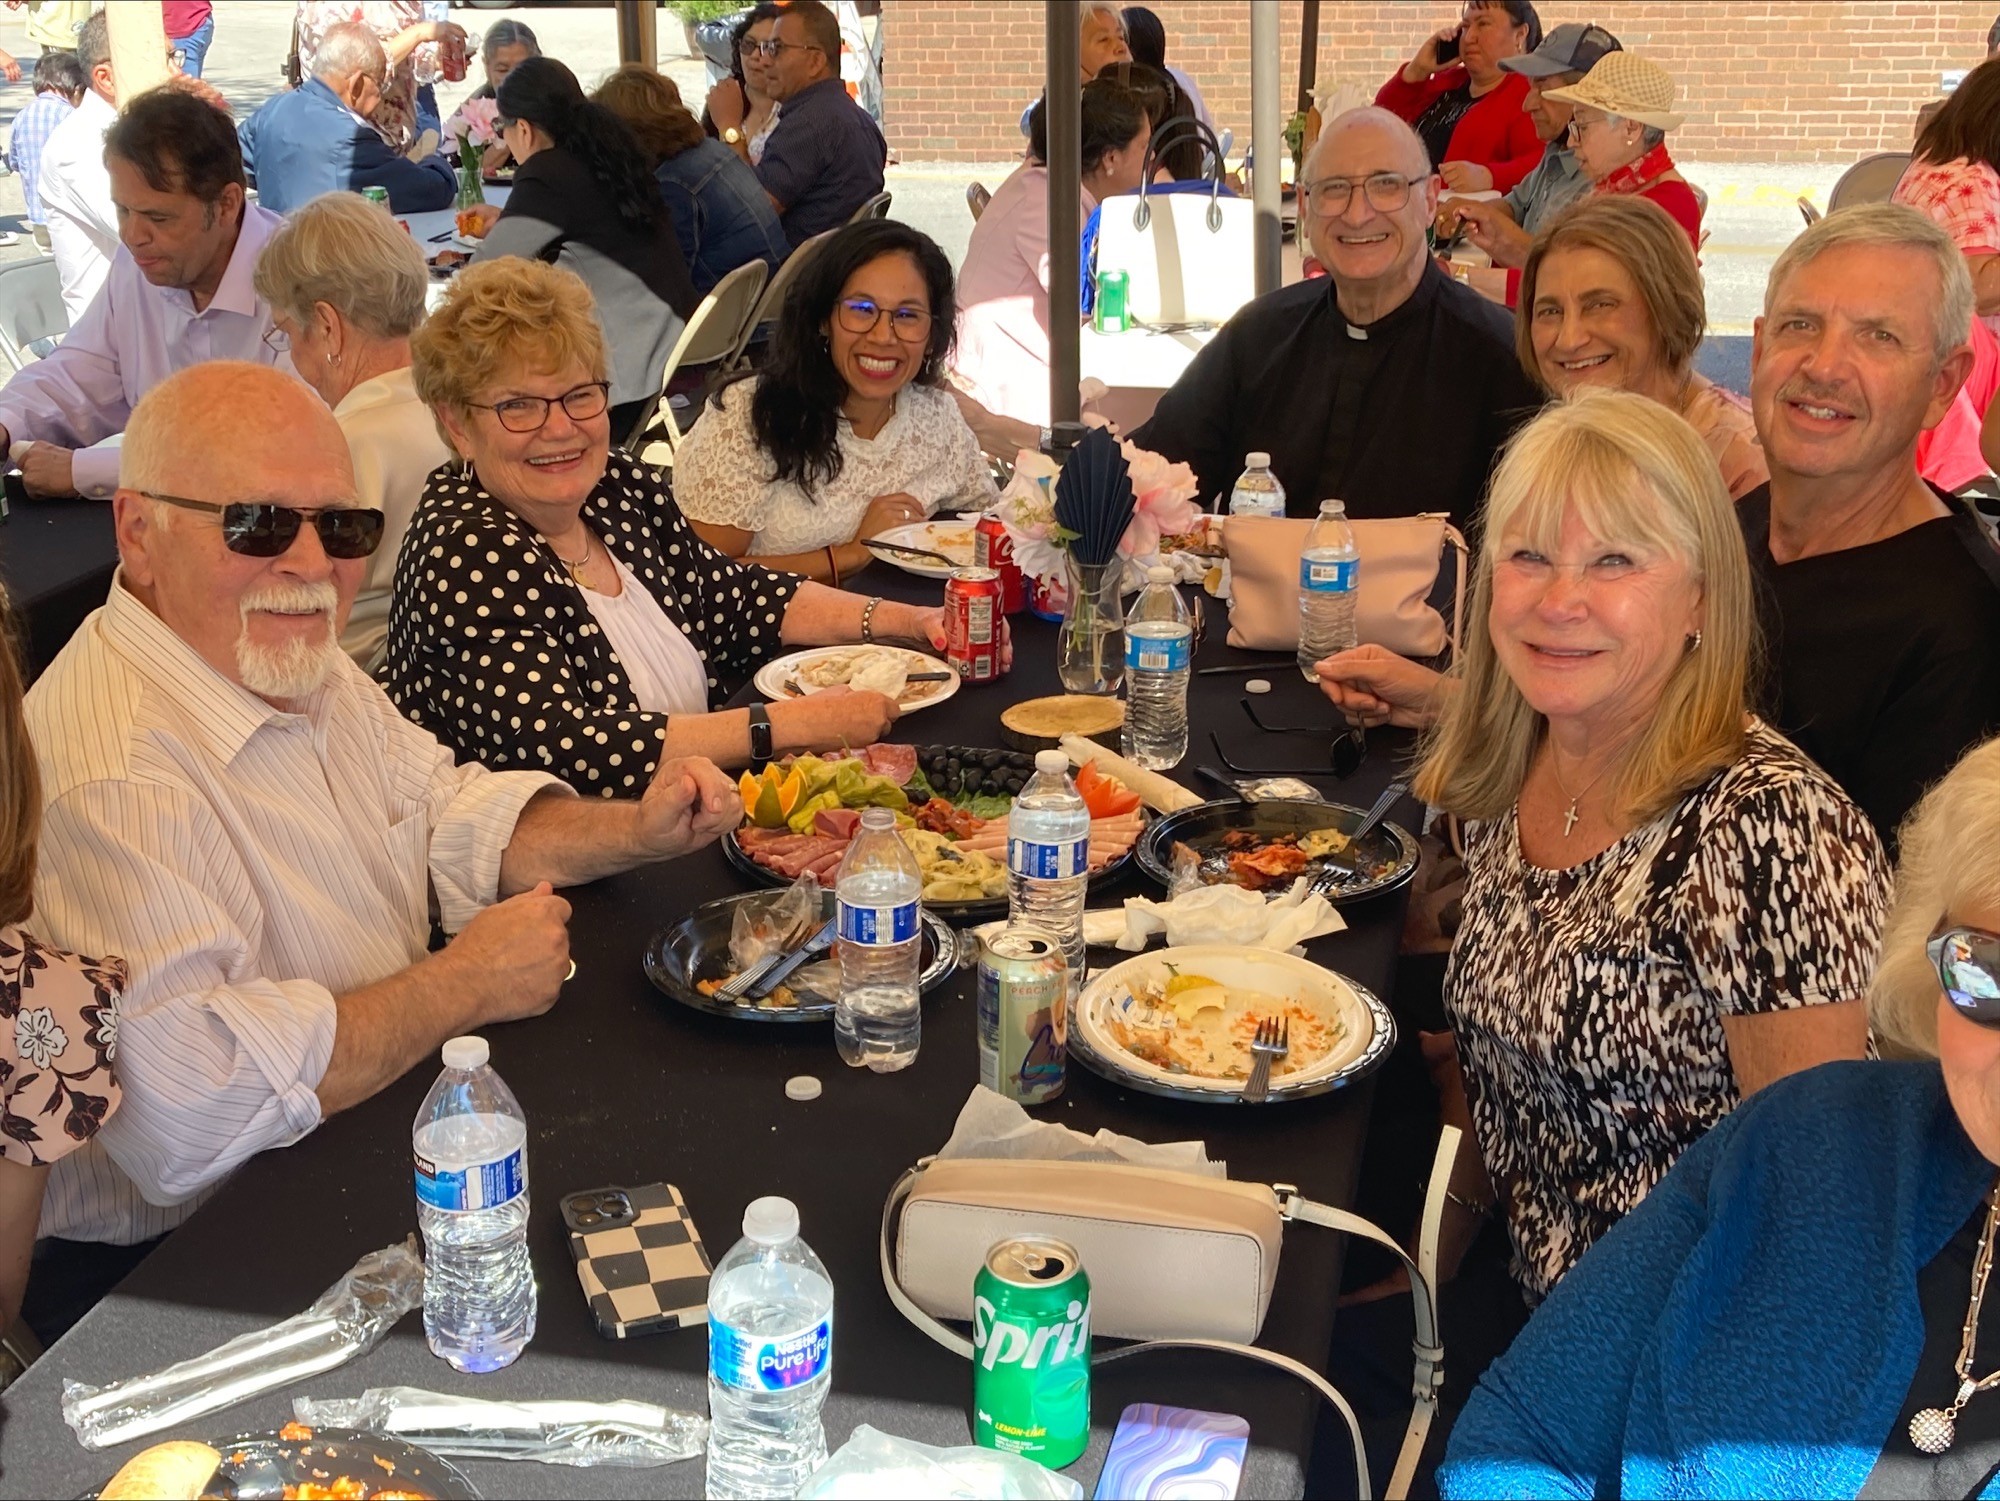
1008, 750, 1092, 990
834, 806, 923, 1072
1298, 498, 1360, 681
704, 1196, 834, 1500
412, 1036, 535, 1373
1229, 451, 1287, 518
1123, 564, 1193, 770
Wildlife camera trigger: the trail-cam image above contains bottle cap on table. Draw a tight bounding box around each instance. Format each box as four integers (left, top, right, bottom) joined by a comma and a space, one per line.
442, 1036, 488, 1070
744, 1195, 800, 1244
786, 1075, 822, 1102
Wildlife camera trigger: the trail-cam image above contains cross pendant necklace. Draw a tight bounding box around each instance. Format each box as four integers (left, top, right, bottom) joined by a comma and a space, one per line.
1549, 751, 1611, 839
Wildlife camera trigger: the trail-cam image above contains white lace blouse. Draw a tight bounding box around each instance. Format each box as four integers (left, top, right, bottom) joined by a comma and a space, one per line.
672, 378, 997, 555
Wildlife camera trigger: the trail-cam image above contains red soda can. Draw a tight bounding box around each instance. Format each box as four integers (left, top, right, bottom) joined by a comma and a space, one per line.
440, 31, 468, 83
973, 514, 1026, 615
945, 567, 1005, 683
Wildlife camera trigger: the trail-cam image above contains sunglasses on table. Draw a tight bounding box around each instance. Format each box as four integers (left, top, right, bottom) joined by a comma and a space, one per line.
1207, 698, 1368, 778
141, 492, 386, 558
1931, 924, 2000, 1027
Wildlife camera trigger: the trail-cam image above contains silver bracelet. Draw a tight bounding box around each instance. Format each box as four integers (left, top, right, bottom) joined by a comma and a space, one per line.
860, 596, 882, 644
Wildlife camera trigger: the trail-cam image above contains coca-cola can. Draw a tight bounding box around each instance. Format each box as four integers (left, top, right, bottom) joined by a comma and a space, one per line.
440, 31, 469, 82
973, 514, 1026, 614
945, 567, 1005, 683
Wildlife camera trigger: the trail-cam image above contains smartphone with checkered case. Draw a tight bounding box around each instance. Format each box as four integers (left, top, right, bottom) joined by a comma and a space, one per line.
562, 1183, 712, 1339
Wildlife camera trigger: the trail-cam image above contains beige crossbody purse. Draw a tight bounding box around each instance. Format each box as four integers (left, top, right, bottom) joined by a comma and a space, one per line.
880, 1129, 1459, 1501
1223, 513, 1469, 660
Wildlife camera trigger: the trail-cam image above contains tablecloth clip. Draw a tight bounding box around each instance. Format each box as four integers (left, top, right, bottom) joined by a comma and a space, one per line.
879, 1127, 1458, 1501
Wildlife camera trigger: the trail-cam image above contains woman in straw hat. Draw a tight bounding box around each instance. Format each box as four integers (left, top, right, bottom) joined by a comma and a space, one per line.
1543, 52, 1702, 249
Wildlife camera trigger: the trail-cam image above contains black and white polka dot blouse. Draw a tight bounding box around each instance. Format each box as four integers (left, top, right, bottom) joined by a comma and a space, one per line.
383, 451, 803, 796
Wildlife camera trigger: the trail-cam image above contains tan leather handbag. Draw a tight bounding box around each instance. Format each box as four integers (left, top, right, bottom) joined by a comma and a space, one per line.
880, 1130, 1460, 1501
1223, 513, 1468, 660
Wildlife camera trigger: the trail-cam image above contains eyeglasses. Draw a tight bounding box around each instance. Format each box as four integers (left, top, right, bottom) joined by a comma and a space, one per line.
835, 296, 933, 344
262, 325, 290, 354
1566, 112, 1615, 141
1302, 173, 1422, 217
1931, 924, 2000, 1027
142, 492, 386, 558
469, 381, 611, 434
748, 39, 822, 59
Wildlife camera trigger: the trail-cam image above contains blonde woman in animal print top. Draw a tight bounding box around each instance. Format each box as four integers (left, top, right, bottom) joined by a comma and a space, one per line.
1353, 392, 1888, 1304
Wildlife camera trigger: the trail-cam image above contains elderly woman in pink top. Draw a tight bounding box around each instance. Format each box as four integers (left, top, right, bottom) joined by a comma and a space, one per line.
952, 78, 1150, 435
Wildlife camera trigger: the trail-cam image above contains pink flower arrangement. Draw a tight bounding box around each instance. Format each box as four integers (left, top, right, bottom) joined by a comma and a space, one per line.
1117, 441, 1202, 558
444, 96, 500, 149
987, 439, 1205, 594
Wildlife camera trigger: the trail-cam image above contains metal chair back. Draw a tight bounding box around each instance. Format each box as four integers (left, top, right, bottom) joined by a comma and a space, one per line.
849, 190, 893, 223
1827, 152, 1912, 214
721, 226, 842, 375
0, 256, 67, 373
623, 258, 769, 458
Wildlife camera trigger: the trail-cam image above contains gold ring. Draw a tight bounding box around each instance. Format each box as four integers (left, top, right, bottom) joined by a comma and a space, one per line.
565, 959, 577, 981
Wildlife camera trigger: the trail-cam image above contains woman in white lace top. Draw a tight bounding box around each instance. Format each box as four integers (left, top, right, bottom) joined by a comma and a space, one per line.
674, 220, 997, 582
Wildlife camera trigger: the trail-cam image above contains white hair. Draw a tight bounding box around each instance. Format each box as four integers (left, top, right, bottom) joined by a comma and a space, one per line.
1764, 201, 1975, 369
235, 582, 342, 701
312, 20, 386, 83
252, 191, 429, 340
1079, 1, 1126, 37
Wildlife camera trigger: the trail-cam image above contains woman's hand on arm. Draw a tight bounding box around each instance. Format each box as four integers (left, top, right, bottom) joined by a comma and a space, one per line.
0, 1159, 49, 1334
856, 492, 928, 540
1314, 645, 1450, 729
1969, 253, 2000, 319
770, 685, 900, 754
950, 388, 1042, 462
1440, 161, 1494, 193
1722, 1001, 1868, 1098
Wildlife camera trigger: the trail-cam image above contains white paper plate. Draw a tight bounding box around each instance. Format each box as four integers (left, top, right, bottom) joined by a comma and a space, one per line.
1069, 945, 1393, 1104
753, 645, 960, 713
872, 519, 979, 579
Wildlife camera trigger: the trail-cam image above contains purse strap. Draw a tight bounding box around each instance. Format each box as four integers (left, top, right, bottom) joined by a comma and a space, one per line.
878, 1127, 1459, 1501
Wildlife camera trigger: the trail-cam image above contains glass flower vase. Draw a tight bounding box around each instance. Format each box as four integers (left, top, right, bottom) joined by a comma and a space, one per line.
1057, 558, 1126, 696
455, 135, 486, 210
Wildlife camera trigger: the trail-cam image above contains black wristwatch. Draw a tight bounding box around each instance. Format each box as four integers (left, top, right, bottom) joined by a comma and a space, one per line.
747, 703, 774, 767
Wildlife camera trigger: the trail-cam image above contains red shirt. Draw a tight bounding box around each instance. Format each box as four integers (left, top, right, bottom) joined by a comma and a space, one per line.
1917, 315, 2000, 493
160, 1, 212, 39
1375, 66, 1545, 194
1597, 144, 1703, 250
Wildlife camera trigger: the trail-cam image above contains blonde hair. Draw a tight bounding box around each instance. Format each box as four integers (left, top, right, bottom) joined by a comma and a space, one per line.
0, 582, 38, 927
409, 257, 608, 440
1868, 737, 2000, 1059
1765, 202, 1973, 368
1415, 388, 1755, 825
253, 192, 429, 340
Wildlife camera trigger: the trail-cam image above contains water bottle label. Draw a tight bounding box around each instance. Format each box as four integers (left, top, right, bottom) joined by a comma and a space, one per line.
838, 899, 919, 945
711, 1317, 832, 1392
1301, 557, 1357, 593
1124, 632, 1191, 672
414, 1146, 525, 1212
1008, 836, 1089, 880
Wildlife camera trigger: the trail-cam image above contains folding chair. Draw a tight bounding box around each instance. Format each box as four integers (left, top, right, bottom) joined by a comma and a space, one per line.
849, 190, 892, 223
0, 256, 67, 373
1827, 151, 1912, 213
967, 182, 990, 222
623, 258, 768, 462
721, 226, 841, 375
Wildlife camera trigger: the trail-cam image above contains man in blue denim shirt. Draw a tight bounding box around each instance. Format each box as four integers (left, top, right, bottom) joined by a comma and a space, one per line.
740, 0, 884, 250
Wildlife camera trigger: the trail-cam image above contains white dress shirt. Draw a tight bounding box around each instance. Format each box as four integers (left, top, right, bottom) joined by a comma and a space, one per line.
0, 202, 293, 500
334, 367, 454, 673
38, 87, 118, 322
25, 579, 569, 1245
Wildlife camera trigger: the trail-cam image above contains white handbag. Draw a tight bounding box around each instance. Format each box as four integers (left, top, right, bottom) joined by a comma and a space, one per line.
1095, 118, 1256, 328
880, 1129, 1460, 1501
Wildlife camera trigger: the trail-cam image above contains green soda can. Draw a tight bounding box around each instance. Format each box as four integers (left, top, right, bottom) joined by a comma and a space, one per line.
1094, 268, 1129, 333
972, 1236, 1091, 1468
361, 185, 390, 207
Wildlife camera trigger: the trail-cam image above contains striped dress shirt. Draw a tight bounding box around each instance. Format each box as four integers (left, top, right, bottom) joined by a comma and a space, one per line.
24, 580, 569, 1245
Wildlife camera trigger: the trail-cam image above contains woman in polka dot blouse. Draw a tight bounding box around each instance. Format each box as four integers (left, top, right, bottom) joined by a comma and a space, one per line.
388, 258, 953, 796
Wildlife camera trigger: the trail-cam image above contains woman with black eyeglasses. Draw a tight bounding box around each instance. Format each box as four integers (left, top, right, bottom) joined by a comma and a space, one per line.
675, 220, 995, 582
1440, 734, 2000, 1499
390, 257, 967, 792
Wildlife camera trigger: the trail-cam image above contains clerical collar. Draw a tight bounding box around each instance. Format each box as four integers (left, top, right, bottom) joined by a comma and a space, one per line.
1335, 260, 1443, 341
1597, 142, 1679, 199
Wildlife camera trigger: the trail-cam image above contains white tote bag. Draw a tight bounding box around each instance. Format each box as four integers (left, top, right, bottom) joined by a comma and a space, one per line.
1095, 117, 1256, 327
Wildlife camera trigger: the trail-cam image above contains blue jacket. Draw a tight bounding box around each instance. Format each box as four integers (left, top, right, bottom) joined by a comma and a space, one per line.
1441, 1060, 2000, 1500
239, 77, 456, 214
653, 138, 788, 296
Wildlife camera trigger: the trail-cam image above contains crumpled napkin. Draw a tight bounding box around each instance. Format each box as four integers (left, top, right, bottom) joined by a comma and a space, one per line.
1117, 877, 1345, 952
937, 1085, 1223, 1178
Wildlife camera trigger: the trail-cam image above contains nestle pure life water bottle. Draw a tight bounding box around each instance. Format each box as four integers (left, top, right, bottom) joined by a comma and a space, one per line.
705, 1196, 834, 1500
834, 806, 923, 1072
1008, 751, 1092, 990
413, 1036, 535, 1373
1123, 564, 1192, 770
1298, 498, 1359, 681
1229, 451, 1286, 517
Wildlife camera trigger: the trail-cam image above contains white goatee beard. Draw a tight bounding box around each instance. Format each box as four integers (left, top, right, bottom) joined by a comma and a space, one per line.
235, 581, 341, 700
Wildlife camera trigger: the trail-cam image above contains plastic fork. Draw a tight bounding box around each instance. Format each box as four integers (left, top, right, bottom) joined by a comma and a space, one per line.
1243, 1015, 1290, 1104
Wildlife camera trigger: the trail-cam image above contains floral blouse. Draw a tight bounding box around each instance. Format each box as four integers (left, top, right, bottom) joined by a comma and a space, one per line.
296, 1, 438, 153
384, 450, 804, 797
1445, 721, 1890, 1301
2, 925, 123, 1169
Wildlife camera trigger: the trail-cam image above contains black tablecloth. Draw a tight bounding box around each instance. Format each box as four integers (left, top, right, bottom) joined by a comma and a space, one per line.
0, 493, 117, 677
0, 572, 1420, 1500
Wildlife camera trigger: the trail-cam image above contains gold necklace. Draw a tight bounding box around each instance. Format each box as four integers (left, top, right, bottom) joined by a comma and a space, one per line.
550, 531, 593, 582
1912, 1180, 2000, 1454
1547, 749, 1613, 838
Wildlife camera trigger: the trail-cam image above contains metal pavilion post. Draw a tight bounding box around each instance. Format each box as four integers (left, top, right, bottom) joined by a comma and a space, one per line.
1250, 0, 1283, 295
1047, 1, 1083, 427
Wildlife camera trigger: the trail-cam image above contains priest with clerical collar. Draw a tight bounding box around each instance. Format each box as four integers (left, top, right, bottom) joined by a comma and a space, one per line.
1131, 106, 1541, 530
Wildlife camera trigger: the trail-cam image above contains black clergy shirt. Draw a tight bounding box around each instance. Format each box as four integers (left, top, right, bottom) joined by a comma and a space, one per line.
1129, 259, 1542, 532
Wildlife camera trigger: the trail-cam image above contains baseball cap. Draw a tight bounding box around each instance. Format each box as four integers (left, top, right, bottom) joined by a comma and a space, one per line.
1500, 21, 1622, 80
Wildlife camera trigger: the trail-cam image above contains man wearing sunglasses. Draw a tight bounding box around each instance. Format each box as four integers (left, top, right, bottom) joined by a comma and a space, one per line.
1129, 107, 1538, 531
16, 363, 741, 1301
0, 86, 291, 502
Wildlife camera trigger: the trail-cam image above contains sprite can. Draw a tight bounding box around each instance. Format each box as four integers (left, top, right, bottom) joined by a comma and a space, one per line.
1093, 268, 1129, 333
361, 185, 390, 207
972, 1236, 1091, 1468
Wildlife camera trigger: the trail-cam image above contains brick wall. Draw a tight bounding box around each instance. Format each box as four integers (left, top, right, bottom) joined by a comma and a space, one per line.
881, 1, 1997, 163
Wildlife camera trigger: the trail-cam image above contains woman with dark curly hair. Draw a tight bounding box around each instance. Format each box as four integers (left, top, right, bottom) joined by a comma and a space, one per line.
460, 56, 699, 439
674, 219, 996, 581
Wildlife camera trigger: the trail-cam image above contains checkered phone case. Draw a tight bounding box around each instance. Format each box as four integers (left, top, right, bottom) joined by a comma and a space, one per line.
564, 1183, 712, 1339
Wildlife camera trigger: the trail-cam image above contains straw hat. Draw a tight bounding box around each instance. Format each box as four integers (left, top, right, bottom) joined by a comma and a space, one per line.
1543, 52, 1685, 132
